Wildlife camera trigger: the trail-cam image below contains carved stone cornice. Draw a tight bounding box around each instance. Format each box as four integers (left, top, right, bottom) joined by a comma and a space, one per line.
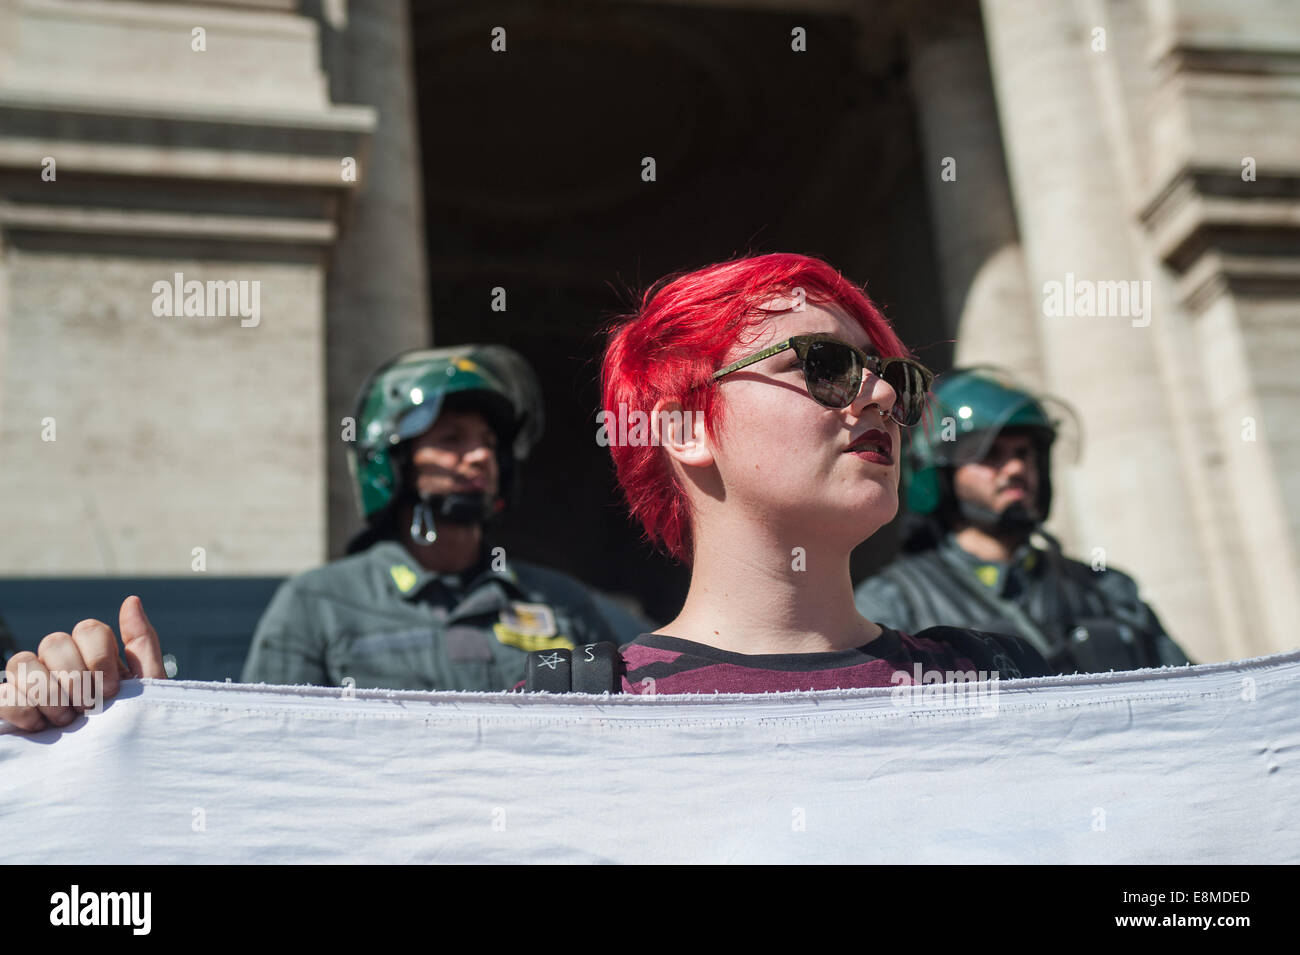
1141, 167, 1300, 312
0, 91, 374, 258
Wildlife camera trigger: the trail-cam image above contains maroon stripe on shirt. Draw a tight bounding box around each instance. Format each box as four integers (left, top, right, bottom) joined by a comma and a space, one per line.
618, 630, 986, 695
621, 658, 909, 694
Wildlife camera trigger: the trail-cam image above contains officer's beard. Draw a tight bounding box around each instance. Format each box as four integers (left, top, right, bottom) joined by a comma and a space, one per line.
956, 497, 1039, 540
408, 491, 497, 546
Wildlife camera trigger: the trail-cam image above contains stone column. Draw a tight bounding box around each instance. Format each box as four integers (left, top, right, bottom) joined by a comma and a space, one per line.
0, 0, 372, 575
906, 3, 1045, 392
1137, 0, 1300, 657
979, 0, 1223, 659
316, 0, 432, 556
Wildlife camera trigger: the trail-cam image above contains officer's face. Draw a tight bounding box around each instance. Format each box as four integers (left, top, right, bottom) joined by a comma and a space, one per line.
408, 409, 500, 500
951, 432, 1040, 519
706, 301, 901, 548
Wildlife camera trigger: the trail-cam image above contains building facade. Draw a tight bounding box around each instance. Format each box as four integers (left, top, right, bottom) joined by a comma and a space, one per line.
1, 0, 1296, 662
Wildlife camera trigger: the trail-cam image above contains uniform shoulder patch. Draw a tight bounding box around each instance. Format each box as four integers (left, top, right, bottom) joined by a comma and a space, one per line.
390, 564, 419, 594
493, 625, 574, 654
494, 602, 572, 653
499, 601, 557, 637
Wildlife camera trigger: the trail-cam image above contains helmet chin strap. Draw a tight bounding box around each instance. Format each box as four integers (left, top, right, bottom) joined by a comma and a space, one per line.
408, 492, 498, 546
956, 499, 1039, 538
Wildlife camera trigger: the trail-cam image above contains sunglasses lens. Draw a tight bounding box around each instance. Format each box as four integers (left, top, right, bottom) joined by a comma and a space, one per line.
798, 339, 931, 423
881, 361, 928, 426
803, 341, 861, 407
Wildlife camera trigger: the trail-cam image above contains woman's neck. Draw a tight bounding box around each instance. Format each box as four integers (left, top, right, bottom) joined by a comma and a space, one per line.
656, 516, 880, 655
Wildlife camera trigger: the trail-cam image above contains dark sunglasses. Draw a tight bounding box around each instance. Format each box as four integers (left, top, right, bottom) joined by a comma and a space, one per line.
712, 333, 934, 427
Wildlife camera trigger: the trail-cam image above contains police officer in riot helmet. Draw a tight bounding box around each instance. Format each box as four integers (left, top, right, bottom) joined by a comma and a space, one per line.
854, 368, 1192, 674
240, 345, 626, 691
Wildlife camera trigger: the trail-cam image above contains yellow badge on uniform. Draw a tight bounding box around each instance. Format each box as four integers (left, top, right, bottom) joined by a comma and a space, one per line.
390, 564, 418, 594
499, 602, 557, 637
494, 602, 572, 653
975, 564, 999, 588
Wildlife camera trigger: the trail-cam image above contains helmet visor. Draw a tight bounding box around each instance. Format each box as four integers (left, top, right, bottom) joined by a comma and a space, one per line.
936, 392, 1081, 468
392, 394, 446, 445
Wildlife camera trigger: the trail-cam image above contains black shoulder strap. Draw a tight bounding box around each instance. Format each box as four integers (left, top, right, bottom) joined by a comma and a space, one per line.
571, 642, 622, 693
524, 643, 623, 693
924, 626, 1028, 680
524, 647, 571, 693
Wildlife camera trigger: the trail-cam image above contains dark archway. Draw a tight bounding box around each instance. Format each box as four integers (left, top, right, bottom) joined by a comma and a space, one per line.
409, 0, 947, 623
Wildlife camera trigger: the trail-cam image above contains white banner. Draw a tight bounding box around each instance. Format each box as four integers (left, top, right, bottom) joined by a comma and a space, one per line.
3, 651, 1298, 863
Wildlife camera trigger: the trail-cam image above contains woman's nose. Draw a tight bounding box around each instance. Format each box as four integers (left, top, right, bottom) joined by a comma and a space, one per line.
851, 367, 899, 424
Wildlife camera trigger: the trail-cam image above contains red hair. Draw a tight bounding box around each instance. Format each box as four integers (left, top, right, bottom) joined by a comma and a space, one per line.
601, 252, 910, 563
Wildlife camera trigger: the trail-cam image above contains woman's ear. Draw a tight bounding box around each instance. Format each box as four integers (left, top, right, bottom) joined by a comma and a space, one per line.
652, 398, 713, 470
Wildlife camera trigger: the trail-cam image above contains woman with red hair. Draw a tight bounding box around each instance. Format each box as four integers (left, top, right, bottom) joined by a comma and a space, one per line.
581, 252, 1049, 694
0, 253, 1049, 716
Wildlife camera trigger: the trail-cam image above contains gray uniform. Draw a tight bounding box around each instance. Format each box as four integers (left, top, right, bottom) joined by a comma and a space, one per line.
242, 540, 621, 691
855, 533, 1191, 674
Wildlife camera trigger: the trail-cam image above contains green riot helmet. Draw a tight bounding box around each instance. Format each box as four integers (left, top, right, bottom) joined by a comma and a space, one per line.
903, 367, 1079, 533
346, 345, 544, 549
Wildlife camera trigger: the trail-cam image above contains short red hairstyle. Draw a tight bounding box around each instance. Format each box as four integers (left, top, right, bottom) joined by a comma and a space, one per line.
601, 252, 910, 563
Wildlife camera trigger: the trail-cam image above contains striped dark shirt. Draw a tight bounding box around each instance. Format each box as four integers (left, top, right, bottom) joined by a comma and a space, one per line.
617, 626, 1047, 694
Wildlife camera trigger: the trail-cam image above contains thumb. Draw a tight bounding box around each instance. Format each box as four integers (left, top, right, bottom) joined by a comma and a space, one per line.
119, 595, 167, 679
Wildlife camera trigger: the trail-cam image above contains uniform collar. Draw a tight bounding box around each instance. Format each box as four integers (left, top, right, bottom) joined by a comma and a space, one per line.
941, 531, 1039, 594
367, 538, 526, 602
